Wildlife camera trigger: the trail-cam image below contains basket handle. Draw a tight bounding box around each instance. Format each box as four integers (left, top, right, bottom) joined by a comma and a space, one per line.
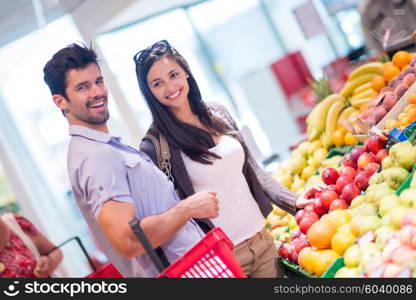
45, 236, 97, 272
129, 219, 167, 273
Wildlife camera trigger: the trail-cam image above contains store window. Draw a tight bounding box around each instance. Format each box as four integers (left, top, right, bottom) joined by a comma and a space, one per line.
0, 15, 114, 276
97, 8, 233, 134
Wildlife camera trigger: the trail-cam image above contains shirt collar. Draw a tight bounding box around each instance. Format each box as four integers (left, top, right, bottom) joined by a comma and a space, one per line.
69, 125, 120, 143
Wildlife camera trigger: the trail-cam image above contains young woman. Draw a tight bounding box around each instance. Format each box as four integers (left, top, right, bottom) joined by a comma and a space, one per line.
134, 40, 301, 277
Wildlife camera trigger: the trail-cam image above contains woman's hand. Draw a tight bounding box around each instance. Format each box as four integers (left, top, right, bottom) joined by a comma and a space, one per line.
34, 255, 52, 278
295, 184, 326, 208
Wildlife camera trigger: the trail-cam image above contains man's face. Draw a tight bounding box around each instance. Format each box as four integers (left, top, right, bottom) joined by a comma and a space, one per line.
59, 63, 109, 128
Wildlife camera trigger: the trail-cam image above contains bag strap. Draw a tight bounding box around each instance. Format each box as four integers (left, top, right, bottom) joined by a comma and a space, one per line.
144, 133, 174, 183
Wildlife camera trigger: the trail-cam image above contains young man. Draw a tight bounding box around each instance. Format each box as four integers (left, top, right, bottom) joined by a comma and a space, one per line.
43, 43, 220, 277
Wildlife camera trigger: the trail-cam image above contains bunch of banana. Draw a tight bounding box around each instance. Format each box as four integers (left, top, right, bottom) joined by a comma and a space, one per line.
306, 93, 346, 142
321, 98, 349, 148
339, 61, 383, 109
335, 106, 358, 130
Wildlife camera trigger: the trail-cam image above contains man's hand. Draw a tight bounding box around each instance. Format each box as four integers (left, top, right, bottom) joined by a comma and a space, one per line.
34, 255, 52, 278
183, 190, 219, 219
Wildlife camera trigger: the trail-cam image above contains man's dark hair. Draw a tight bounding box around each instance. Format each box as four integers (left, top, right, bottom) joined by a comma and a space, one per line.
43, 42, 99, 98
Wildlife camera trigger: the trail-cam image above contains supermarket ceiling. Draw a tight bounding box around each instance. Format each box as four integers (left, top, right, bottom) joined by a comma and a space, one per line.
0, 0, 85, 47
0, 0, 202, 48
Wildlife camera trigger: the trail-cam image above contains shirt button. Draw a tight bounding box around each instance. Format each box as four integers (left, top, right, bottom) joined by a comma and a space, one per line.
99, 186, 104, 191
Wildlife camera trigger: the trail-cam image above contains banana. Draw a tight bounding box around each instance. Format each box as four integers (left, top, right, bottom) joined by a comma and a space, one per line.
352, 81, 372, 96
350, 97, 372, 109
324, 100, 348, 147
339, 73, 379, 98
348, 62, 383, 81
349, 88, 374, 101
307, 94, 345, 141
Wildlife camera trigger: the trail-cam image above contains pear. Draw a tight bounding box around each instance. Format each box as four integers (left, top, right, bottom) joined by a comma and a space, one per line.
389, 141, 416, 171
399, 188, 416, 208
379, 194, 400, 217
381, 156, 394, 170
343, 244, 361, 268
382, 167, 409, 189
375, 226, 395, 249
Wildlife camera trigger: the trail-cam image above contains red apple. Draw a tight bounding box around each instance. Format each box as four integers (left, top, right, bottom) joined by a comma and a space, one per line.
364, 135, 387, 154
354, 171, 371, 190
341, 183, 361, 203
299, 212, 319, 234
321, 168, 339, 185
320, 190, 339, 209
278, 242, 291, 259
339, 166, 357, 178
342, 153, 357, 169
287, 244, 299, 264
295, 209, 306, 225
364, 162, 380, 176
350, 146, 367, 163
313, 197, 327, 216
375, 149, 389, 164
329, 199, 349, 211
335, 175, 354, 194
292, 237, 309, 254
357, 152, 376, 169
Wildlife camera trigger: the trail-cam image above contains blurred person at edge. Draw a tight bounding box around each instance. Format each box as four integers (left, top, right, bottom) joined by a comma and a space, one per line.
0, 212, 63, 278
42, 43, 220, 277
359, 0, 416, 52
135, 40, 307, 278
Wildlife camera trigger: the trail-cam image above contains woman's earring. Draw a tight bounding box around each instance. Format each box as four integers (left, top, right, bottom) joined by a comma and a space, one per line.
186, 75, 189, 78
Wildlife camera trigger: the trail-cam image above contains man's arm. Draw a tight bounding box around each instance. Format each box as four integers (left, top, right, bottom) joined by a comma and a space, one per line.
97, 190, 219, 259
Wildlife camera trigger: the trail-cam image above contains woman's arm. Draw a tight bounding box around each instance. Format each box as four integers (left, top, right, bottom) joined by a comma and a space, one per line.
210, 102, 299, 215
0, 218, 10, 251
26, 230, 63, 278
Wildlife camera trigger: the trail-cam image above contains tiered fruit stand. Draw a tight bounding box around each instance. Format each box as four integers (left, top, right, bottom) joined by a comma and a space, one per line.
268, 50, 416, 278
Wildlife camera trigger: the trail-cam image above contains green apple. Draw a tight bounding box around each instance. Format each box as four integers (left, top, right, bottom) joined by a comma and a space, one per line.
399, 188, 416, 208
344, 244, 361, 268
389, 141, 416, 171
359, 216, 381, 236
352, 203, 377, 216
381, 156, 394, 170
365, 182, 394, 204
382, 167, 409, 190
351, 195, 366, 209
379, 194, 400, 217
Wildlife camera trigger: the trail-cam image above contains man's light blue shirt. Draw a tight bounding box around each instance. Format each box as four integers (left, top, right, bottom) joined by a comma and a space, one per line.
67, 125, 205, 277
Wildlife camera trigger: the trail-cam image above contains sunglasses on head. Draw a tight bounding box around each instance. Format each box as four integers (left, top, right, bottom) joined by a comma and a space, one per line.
133, 40, 171, 65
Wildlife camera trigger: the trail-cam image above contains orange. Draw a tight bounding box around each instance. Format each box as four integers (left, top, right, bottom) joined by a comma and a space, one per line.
408, 107, 416, 122
371, 75, 386, 92
404, 103, 416, 112
382, 63, 401, 82
324, 210, 352, 229
307, 218, 337, 249
402, 64, 410, 71
372, 91, 379, 98
344, 132, 358, 145
298, 247, 314, 274
385, 119, 399, 131
313, 250, 340, 277
392, 51, 412, 69
408, 93, 416, 104
331, 127, 345, 147
331, 232, 356, 255
400, 115, 411, 127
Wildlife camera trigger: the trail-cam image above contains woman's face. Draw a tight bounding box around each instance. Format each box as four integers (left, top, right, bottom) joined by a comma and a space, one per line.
147, 57, 190, 112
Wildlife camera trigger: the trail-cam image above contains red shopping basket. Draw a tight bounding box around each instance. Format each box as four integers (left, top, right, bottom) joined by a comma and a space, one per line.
47, 236, 122, 278
129, 219, 246, 278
